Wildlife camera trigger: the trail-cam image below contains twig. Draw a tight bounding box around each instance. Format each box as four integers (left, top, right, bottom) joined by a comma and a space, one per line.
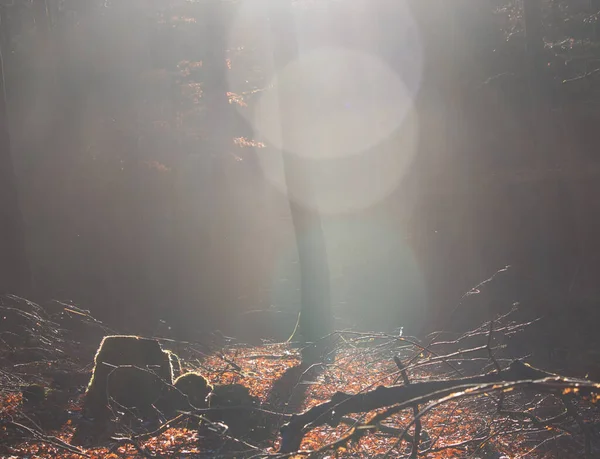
339, 416, 407, 437
519, 431, 569, 458
561, 394, 592, 458
6, 421, 90, 457
562, 68, 600, 84
486, 320, 505, 412
443, 266, 512, 328
486, 320, 502, 374
394, 355, 421, 459
340, 330, 463, 377
111, 413, 186, 444
379, 378, 592, 458
499, 408, 572, 434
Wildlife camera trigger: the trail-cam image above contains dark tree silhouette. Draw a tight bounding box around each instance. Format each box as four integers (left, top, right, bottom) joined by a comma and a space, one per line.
593, 0, 600, 41
523, 0, 558, 286
269, 0, 332, 352
0, 7, 30, 294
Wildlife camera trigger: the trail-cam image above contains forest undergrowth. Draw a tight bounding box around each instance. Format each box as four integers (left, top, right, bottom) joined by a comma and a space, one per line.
0, 294, 599, 459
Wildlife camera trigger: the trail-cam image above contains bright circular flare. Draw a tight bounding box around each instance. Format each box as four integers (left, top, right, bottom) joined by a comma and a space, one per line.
224, 1, 424, 214
256, 106, 418, 214
252, 47, 414, 159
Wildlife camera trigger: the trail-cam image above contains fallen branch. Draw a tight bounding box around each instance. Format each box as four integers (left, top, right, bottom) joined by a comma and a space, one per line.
5, 421, 90, 458
278, 360, 598, 453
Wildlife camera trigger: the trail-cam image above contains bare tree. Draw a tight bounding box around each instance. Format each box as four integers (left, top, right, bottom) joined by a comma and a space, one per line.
268, 0, 332, 353
523, 0, 559, 286
0, 7, 30, 294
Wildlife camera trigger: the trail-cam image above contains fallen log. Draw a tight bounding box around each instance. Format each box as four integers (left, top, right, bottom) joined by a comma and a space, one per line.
279, 360, 599, 453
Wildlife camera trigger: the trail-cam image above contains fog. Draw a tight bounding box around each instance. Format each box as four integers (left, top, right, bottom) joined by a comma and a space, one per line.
3, 0, 597, 343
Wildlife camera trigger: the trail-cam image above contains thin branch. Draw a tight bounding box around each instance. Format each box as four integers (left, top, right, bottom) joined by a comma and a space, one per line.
394, 355, 421, 459
562, 68, 600, 84
561, 394, 592, 458
6, 421, 90, 457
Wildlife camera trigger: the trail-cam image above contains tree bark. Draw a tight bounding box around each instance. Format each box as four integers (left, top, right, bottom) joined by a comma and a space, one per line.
268, 1, 332, 351
0, 7, 30, 295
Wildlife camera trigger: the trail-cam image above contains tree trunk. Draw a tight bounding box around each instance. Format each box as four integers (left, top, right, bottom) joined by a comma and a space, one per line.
592, 0, 600, 41
268, 1, 332, 351
523, 0, 560, 288
523, 0, 545, 96
0, 7, 30, 295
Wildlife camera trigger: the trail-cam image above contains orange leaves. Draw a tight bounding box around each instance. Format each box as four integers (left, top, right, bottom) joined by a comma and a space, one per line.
233, 137, 265, 149
1, 344, 578, 458
141, 427, 198, 452
178, 60, 203, 78
199, 343, 301, 401
0, 392, 22, 416
589, 392, 600, 403
227, 92, 247, 107
562, 387, 579, 395
143, 160, 171, 173
181, 82, 203, 105
427, 448, 464, 458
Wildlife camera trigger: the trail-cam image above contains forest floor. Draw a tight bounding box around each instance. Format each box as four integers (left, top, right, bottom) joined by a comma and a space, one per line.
0, 295, 598, 458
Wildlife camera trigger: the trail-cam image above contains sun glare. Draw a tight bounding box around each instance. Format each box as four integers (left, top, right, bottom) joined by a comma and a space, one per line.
226, 0, 424, 214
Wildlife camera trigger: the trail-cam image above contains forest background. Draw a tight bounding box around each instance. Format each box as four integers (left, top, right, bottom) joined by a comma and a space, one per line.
2, 0, 600, 366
